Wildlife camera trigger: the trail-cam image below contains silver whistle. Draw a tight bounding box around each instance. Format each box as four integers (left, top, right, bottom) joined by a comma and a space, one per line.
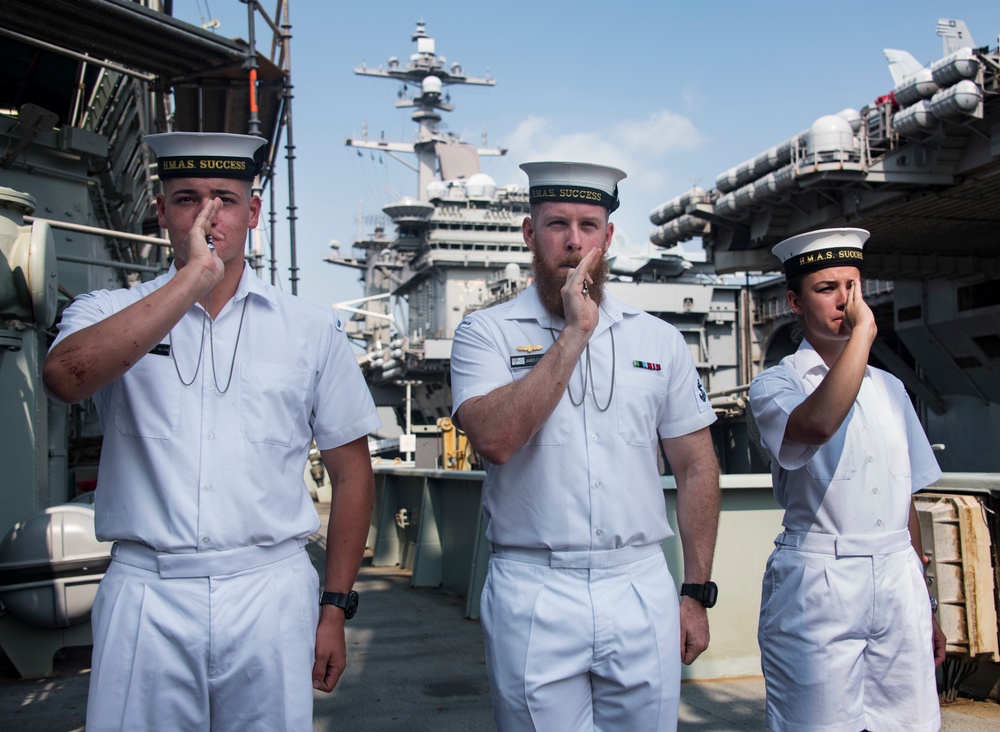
206, 235, 215, 253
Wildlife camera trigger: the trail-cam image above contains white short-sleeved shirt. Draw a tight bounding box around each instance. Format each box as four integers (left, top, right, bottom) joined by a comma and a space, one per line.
451, 285, 716, 550
50, 264, 380, 552
749, 340, 941, 535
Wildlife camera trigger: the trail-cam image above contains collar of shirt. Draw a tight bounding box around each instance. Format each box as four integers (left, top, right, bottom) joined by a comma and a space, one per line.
163, 261, 278, 312
506, 283, 636, 336
237, 263, 278, 308
789, 339, 872, 385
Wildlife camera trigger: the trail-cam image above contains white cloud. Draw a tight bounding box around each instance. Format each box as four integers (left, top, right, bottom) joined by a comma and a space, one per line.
500, 109, 705, 191
506, 109, 704, 156
490, 109, 708, 250
613, 110, 705, 156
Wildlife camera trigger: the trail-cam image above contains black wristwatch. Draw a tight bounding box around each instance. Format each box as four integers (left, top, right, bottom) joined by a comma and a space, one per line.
681, 581, 718, 608
320, 590, 359, 619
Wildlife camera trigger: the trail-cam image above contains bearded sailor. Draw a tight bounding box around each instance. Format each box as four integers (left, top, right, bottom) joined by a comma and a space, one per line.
450, 160, 721, 731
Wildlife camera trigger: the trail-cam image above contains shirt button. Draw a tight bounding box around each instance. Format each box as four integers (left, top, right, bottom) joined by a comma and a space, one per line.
595, 529, 603, 536
872, 487, 879, 494
203, 484, 212, 492
201, 537, 210, 544
861, 426, 867, 433
867, 455, 874, 464
207, 432, 215, 440
207, 383, 214, 391
594, 481, 601, 490
591, 434, 598, 442
876, 519, 883, 527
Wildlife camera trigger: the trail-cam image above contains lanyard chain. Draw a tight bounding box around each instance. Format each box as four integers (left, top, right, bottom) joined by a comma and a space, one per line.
169, 293, 248, 394
551, 327, 616, 412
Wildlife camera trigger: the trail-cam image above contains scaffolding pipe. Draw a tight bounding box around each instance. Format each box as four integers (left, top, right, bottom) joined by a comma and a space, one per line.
25, 216, 171, 247
266, 92, 287, 287
244, 0, 261, 137
0, 27, 156, 81
280, 2, 299, 295
285, 87, 298, 295
269, 173, 278, 285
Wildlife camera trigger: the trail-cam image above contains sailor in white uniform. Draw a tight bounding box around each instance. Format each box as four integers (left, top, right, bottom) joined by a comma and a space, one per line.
44, 132, 380, 731
749, 228, 946, 732
450, 161, 721, 731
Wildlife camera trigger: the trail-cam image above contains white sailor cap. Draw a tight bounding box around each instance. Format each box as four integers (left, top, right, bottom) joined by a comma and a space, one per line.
520, 161, 626, 212
145, 132, 267, 181
771, 227, 869, 278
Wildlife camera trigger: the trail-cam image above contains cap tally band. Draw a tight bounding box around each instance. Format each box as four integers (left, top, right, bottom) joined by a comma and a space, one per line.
782, 246, 864, 278
528, 185, 618, 211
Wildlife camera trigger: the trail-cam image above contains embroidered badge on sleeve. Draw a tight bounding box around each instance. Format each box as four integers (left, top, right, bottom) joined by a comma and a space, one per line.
695, 377, 710, 413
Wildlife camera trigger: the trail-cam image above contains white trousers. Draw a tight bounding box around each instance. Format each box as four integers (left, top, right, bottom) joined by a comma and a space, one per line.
758, 531, 940, 732
86, 545, 319, 731
482, 545, 681, 732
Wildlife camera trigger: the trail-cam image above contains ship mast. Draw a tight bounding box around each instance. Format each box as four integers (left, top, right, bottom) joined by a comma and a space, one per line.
344, 20, 505, 200
328, 19, 531, 428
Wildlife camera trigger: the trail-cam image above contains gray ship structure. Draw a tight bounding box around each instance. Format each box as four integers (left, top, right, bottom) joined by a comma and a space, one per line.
644, 17, 1000, 687
651, 17, 1000, 476
0, 0, 297, 676
326, 22, 745, 466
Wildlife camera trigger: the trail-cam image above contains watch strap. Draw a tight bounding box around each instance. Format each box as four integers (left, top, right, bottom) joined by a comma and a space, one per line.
680, 581, 718, 608
319, 590, 359, 619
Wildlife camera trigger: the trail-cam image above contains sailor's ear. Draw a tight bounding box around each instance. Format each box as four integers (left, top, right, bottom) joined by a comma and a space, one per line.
786, 288, 803, 315
522, 216, 536, 251
248, 194, 262, 229
155, 194, 167, 228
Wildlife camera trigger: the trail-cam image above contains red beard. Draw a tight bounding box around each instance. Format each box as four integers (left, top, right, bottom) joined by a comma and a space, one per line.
533, 251, 609, 318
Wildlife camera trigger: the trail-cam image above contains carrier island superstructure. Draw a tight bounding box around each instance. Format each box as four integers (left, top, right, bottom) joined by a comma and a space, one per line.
325, 22, 746, 465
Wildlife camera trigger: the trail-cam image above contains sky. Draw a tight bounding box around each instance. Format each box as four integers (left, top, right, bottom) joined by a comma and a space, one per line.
174, 1, 996, 310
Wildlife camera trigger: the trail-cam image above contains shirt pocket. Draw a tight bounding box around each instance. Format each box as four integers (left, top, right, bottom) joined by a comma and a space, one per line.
113, 353, 181, 439
526, 412, 570, 446
511, 367, 569, 446
804, 428, 857, 481
616, 370, 666, 448
877, 412, 912, 480
240, 364, 311, 446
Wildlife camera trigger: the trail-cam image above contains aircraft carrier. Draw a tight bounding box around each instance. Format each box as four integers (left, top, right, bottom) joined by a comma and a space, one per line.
652, 18, 1000, 477
324, 21, 748, 471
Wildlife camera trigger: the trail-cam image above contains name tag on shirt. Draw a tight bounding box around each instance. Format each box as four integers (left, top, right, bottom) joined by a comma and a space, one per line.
149, 343, 171, 357
510, 353, 543, 369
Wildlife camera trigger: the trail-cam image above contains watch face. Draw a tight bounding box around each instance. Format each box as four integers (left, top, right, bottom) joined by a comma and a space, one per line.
702, 581, 718, 609
682, 582, 718, 609
345, 590, 359, 619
